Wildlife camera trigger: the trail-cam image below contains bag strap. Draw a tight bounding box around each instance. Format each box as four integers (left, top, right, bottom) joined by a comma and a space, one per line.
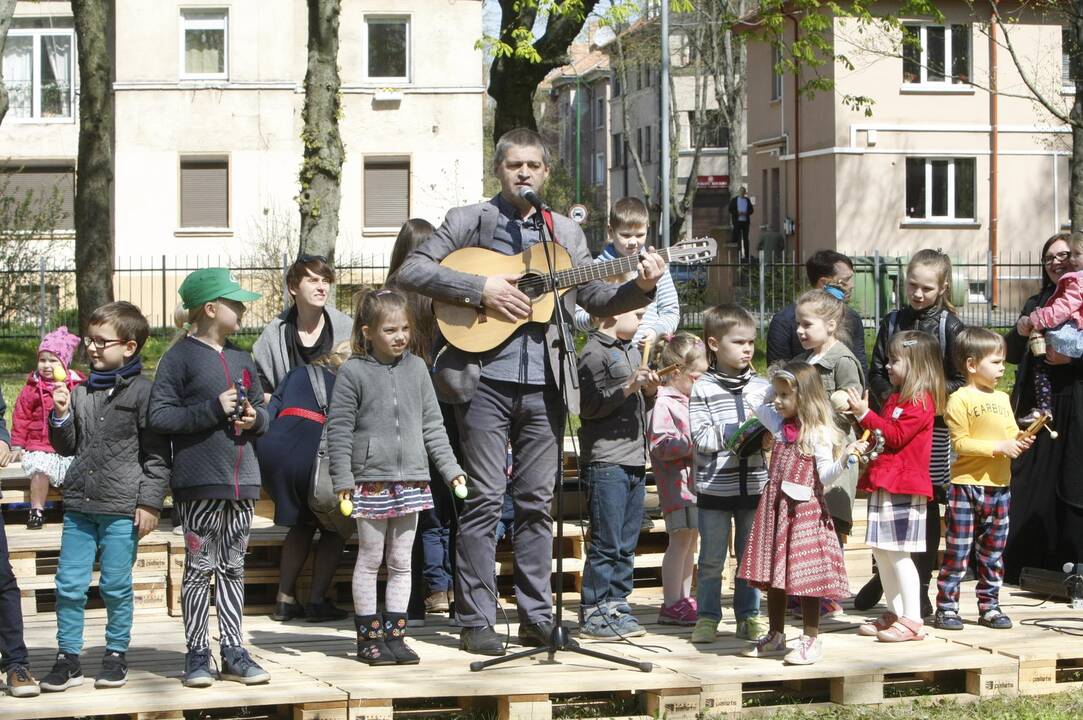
886, 309, 899, 340
939, 309, 947, 349
307, 365, 328, 414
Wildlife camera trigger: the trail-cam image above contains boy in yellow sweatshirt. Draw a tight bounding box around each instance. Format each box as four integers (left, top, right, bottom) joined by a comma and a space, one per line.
935, 327, 1033, 631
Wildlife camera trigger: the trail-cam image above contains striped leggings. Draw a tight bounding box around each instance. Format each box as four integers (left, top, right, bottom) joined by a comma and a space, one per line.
177, 499, 253, 651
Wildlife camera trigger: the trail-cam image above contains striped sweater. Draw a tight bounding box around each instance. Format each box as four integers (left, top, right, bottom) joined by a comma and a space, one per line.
572, 243, 680, 344
689, 371, 770, 506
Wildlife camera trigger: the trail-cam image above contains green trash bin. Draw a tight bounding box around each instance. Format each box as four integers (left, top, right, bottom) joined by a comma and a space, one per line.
849, 255, 900, 319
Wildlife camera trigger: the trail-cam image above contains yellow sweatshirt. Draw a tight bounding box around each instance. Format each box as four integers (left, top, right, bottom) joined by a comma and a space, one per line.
943, 385, 1018, 487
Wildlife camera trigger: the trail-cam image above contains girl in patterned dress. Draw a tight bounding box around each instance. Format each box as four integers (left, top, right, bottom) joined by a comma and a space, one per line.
329, 289, 465, 666
738, 362, 865, 665
845, 331, 945, 642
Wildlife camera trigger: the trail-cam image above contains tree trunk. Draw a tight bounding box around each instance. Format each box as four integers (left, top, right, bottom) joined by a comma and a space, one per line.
0, 0, 18, 125
298, 0, 344, 262
71, 0, 115, 333
489, 56, 549, 139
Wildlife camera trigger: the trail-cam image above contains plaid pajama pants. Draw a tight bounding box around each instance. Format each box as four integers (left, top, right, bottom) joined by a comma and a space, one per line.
936, 483, 1010, 613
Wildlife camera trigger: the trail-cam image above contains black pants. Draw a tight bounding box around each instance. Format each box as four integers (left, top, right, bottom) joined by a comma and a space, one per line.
0, 509, 29, 671
733, 221, 751, 258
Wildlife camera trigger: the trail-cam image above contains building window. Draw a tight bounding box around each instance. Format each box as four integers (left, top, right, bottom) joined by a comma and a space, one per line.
181, 9, 228, 79
688, 110, 730, 148
644, 125, 652, 164
636, 128, 643, 161
612, 133, 623, 168
613, 72, 621, 96
905, 157, 975, 220
364, 159, 410, 228
594, 152, 605, 186
0, 165, 75, 230
595, 95, 605, 129
180, 158, 229, 228
365, 16, 409, 82
902, 24, 970, 85
2, 18, 75, 121
770, 45, 782, 100
1064, 28, 1079, 87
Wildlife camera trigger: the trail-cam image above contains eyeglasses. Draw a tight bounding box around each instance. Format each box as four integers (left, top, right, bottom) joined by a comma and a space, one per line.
84, 336, 125, 350
1043, 251, 1070, 265
298, 254, 328, 264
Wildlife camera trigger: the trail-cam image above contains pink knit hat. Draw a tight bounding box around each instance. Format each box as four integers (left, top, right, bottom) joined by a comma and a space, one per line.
38, 326, 82, 369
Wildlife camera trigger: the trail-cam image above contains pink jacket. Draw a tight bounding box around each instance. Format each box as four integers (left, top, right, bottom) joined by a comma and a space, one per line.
11, 370, 84, 453
648, 385, 696, 513
1030, 270, 1083, 330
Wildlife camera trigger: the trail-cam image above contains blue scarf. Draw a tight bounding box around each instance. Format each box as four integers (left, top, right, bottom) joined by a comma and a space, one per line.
87, 356, 143, 391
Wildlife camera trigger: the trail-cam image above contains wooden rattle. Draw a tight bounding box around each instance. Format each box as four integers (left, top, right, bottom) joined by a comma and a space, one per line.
656, 363, 681, 378
846, 429, 872, 467
1019, 411, 1058, 441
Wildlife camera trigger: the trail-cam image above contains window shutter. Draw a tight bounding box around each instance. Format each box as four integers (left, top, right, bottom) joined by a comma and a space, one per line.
364, 161, 409, 227
180, 160, 229, 228
1, 166, 75, 230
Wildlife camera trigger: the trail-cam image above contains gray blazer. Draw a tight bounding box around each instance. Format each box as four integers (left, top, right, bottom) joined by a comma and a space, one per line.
396, 196, 654, 414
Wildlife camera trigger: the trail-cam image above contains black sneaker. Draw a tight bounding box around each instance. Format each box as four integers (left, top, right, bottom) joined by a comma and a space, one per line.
182, 648, 216, 688
304, 601, 349, 623
26, 510, 43, 530
220, 646, 270, 685
95, 651, 127, 688
978, 608, 1013, 629
934, 609, 964, 631
39, 652, 83, 692
270, 601, 305, 622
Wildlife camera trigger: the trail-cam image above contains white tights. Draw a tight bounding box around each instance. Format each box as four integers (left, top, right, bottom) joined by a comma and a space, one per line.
873, 547, 921, 621
352, 514, 417, 616
662, 529, 698, 606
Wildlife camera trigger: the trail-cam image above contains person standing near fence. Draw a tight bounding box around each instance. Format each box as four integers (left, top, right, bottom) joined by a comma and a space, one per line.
252, 255, 353, 402
766, 251, 866, 370
728, 187, 754, 261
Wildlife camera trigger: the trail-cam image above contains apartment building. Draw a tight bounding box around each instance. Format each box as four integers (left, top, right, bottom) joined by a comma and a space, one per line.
0, 0, 485, 263
745, 3, 1069, 272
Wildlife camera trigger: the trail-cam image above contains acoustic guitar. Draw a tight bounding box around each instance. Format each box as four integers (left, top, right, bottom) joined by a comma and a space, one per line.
434, 237, 717, 353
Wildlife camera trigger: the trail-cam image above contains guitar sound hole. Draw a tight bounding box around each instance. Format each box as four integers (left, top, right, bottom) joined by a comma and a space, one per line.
517, 272, 548, 301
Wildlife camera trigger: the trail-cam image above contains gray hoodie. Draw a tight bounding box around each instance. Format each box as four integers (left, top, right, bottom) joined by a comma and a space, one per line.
326, 352, 464, 493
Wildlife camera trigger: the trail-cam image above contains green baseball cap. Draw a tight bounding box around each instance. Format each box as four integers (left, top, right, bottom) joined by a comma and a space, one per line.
178, 268, 261, 309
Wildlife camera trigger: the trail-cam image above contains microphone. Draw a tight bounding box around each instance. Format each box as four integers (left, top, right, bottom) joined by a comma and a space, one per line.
517, 186, 546, 212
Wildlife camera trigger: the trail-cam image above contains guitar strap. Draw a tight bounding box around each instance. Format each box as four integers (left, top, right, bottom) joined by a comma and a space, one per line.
540, 208, 563, 247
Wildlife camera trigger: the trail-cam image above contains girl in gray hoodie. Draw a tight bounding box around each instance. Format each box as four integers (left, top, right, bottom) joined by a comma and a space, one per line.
329, 289, 465, 665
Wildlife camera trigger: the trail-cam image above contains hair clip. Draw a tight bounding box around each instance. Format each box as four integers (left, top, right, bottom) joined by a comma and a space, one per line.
901, 339, 918, 347
663, 333, 674, 342
694, 338, 704, 348
769, 368, 797, 383
374, 289, 394, 297
823, 284, 845, 301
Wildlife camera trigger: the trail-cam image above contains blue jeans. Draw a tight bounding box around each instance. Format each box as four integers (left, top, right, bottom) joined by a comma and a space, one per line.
696, 506, 760, 622
581, 463, 645, 613
55, 511, 138, 654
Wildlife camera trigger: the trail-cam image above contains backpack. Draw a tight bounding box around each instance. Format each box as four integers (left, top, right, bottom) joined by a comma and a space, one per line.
306, 366, 356, 538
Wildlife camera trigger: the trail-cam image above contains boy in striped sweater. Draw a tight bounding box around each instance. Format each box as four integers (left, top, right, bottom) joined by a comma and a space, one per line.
573, 197, 680, 349
689, 305, 770, 644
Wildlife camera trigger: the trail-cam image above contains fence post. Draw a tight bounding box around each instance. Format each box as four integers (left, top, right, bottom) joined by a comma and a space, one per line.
282, 252, 290, 312
758, 249, 766, 335
39, 258, 46, 338
986, 250, 994, 328
161, 255, 168, 331
873, 250, 881, 334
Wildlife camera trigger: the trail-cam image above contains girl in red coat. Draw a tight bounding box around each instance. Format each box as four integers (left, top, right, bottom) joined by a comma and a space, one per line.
11, 327, 83, 529
738, 362, 866, 665
845, 331, 946, 642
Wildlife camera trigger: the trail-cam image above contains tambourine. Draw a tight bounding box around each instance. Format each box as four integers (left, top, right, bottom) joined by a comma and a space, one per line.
724, 417, 770, 458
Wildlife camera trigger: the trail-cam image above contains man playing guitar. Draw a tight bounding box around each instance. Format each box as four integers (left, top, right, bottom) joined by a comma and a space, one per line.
396, 128, 665, 656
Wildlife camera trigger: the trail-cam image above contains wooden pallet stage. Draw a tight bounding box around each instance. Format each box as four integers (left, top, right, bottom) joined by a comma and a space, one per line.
9, 579, 1082, 720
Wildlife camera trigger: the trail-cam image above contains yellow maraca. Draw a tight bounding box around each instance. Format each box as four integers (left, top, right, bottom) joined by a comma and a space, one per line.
53, 365, 67, 383
340, 497, 353, 516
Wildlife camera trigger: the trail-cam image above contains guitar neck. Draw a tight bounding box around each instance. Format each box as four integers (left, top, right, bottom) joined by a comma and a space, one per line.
555, 247, 675, 289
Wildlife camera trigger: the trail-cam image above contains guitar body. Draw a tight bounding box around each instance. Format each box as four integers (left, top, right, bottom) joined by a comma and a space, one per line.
434, 243, 575, 354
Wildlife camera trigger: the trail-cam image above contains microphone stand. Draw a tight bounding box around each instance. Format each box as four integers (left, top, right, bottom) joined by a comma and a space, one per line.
470, 200, 651, 673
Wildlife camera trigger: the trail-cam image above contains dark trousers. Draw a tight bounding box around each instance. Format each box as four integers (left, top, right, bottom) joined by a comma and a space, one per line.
732, 221, 751, 258
0, 509, 29, 671
454, 378, 562, 627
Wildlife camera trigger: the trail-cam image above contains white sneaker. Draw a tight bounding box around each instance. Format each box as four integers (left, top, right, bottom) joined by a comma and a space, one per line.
739, 630, 788, 658
784, 635, 822, 665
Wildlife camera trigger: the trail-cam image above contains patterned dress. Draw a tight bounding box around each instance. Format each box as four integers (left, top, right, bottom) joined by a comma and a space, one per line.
738, 434, 850, 599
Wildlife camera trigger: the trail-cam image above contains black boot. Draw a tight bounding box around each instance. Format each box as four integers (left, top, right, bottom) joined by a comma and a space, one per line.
354, 614, 395, 666
383, 612, 420, 665
919, 584, 934, 619
853, 571, 883, 611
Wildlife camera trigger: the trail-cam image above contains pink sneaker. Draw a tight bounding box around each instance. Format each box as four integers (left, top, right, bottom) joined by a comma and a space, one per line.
820, 599, 843, 617
658, 597, 698, 626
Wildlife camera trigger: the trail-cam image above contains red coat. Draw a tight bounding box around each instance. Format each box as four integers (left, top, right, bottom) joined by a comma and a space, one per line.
11, 371, 84, 453
857, 392, 934, 499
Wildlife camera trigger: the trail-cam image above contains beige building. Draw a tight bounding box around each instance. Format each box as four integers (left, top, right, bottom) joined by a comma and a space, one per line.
0, 0, 485, 264
746, 1, 1070, 275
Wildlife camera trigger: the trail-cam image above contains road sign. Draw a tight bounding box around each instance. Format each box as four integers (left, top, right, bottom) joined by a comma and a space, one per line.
569, 204, 589, 224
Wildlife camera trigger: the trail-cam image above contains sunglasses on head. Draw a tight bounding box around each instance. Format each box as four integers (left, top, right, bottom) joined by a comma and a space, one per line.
298, 253, 328, 264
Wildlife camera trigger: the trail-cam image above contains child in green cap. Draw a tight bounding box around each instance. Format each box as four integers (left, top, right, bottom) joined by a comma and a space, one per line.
148, 268, 271, 688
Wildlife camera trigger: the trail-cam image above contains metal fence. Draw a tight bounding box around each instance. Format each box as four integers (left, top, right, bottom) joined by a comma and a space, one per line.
0, 250, 1048, 339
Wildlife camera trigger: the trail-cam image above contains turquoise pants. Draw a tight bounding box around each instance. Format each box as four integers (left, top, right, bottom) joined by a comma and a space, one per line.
55, 511, 138, 654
